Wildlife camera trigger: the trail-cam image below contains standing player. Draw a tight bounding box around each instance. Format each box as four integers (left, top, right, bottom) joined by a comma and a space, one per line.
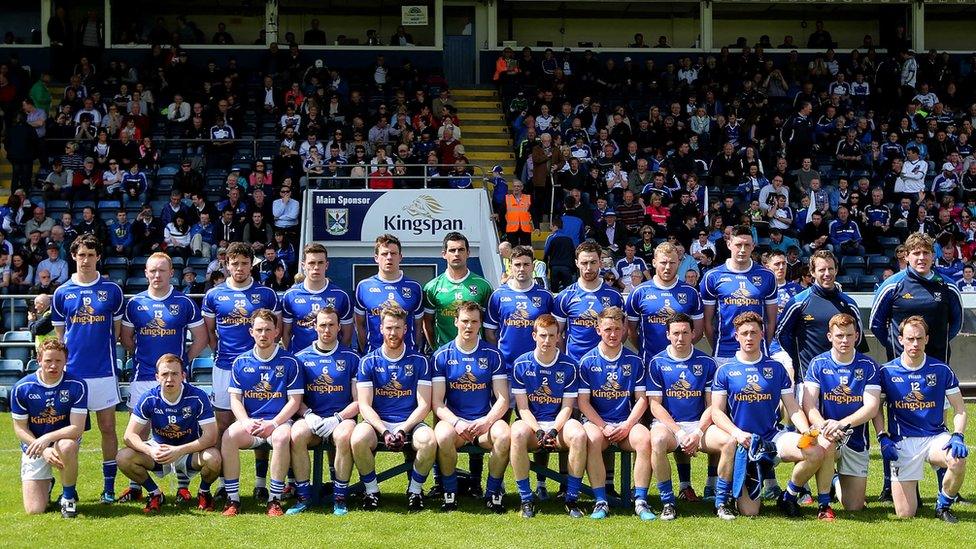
220, 310, 303, 516
648, 313, 727, 521
351, 305, 436, 512
763, 250, 802, 376
354, 234, 424, 353
116, 354, 222, 513
288, 307, 360, 515
432, 302, 511, 513
11, 340, 87, 517
803, 313, 881, 516
869, 233, 962, 501
51, 234, 125, 503
118, 252, 208, 503
554, 242, 624, 361
700, 226, 778, 366
484, 245, 554, 368
710, 312, 826, 519
509, 314, 588, 519
202, 241, 281, 500
578, 307, 655, 521
872, 316, 968, 523
624, 242, 706, 502
281, 243, 353, 353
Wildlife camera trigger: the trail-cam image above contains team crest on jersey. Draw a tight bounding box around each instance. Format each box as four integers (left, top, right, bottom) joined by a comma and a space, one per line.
478, 357, 489, 370
404, 363, 414, 377
601, 296, 612, 307
58, 389, 70, 403
402, 287, 412, 299
182, 406, 193, 418
926, 373, 937, 387
762, 367, 774, 379
326, 297, 336, 308
933, 292, 942, 302
274, 365, 285, 378
751, 276, 763, 287
468, 285, 480, 296
854, 369, 864, 381
336, 360, 346, 372
251, 294, 262, 304
97, 290, 108, 302
532, 296, 542, 307
555, 371, 566, 384
677, 293, 687, 304
693, 363, 703, 376
623, 363, 632, 377
169, 304, 181, 316
325, 208, 349, 236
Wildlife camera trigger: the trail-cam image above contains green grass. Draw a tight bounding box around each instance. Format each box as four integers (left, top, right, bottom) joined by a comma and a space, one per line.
1, 411, 975, 548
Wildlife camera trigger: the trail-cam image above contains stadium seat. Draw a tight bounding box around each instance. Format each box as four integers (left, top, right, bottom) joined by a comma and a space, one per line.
187, 257, 209, 269
130, 256, 150, 270
191, 357, 214, 383
170, 257, 185, 270
74, 200, 96, 211
879, 237, 901, 249
835, 275, 856, 289
2, 331, 33, 365
867, 255, 891, 270
857, 275, 880, 291
99, 200, 122, 210
122, 359, 135, 382
125, 277, 149, 293
840, 256, 866, 269
25, 359, 38, 374
0, 359, 25, 387
157, 165, 180, 177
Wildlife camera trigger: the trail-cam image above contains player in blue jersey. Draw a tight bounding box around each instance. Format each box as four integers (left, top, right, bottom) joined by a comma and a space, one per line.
578, 307, 654, 521
220, 310, 303, 517
710, 312, 826, 519
509, 314, 588, 519
485, 245, 554, 369
432, 301, 511, 513
763, 250, 802, 375
648, 313, 727, 521
554, 241, 624, 361
202, 241, 281, 500
51, 234, 125, 504
351, 304, 436, 512
116, 354, 221, 514
802, 313, 881, 517
281, 243, 353, 353
118, 252, 208, 504
287, 307, 360, 516
354, 234, 424, 354
700, 225, 778, 366
11, 340, 87, 518
871, 316, 968, 523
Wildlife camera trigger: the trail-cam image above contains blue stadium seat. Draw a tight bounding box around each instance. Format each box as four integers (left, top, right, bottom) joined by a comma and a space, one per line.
125, 277, 149, 293
170, 257, 186, 270
2, 331, 33, 365
0, 359, 25, 387
835, 275, 856, 289
191, 357, 214, 383
867, 255, 891, 270
99, 200, 122, 210
187, 257, 209, 269
157, 165, 180, 177
857, 275, 880, 292
47, 199, 71, 211
25, 359, 39, 373
840, 256, 866, 269
879, 237, 901, 249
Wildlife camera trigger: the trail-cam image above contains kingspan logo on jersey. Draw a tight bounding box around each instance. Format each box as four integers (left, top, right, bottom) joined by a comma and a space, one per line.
384, 195, 464, 236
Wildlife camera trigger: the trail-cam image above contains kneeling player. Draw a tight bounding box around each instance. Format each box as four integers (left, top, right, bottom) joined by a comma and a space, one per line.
510, 314, 587, 518
802, 313, 881, 516
221, 310, 303, 516
432, 301, 511, 513
117, 354, 222, 513
872, 316, 968, 523
648, 312, 726, 520
288, 307, 361, 515
11, 340, 87, 517
711, 312, 826, 519
351, 305, 436, 512
579, 307, 655, 520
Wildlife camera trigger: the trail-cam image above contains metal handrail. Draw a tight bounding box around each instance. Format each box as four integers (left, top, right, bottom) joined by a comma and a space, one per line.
307, 163, 490, 189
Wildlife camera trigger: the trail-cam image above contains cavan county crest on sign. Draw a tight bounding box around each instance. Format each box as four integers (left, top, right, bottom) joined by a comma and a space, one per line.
326, 208, 350, 236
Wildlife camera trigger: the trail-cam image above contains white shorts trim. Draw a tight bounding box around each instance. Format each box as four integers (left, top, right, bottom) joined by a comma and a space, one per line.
891, 433, 952, 482
84, 376, 121, 411
127, 381, 159, 410
212, 368, 232, 410
21, 453, 54, 481
835, 445, 870, 478
536, 420, 556, 433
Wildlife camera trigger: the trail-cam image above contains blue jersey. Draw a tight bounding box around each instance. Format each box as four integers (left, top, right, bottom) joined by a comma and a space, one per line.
484, 283, 553, 369
615, 257, 648, 280
282, 281, 353, 353
122, 288, 203, 381
357, 347, 431, 423
624, 279, 703, 360
712, 355, 792, 441
202, 281, 281, 370
646, 347, 717, 423
700, 261, 778, 358
766, 281, 801, 355
295, 344, 360, 416
132, 383, 215, 446
553, 282, 624, 360
51, 276, 125, 378
10, 373, 87, 452
878, 356, 960, 438
353, 274, 424, 353
432, 339, 506, 421
511, 351, 579, 422
229, 347, 303, 420
804, 351, 880, 451
578, 346, 645, 423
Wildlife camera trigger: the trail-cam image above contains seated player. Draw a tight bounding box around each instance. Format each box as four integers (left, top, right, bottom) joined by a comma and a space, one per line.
648, 312, 726, 521
872, 315, 968, 523
578, 306, 655, 521
117, 354, 222, 513
432, 301, 511, 513
803, 313, 881, 516
510, 314, 588, 519
221, 309, 303, 516
351, 304, 436, 512
711, 312, 826, 519
288, 307, 361, 516
11, 340, 87, 517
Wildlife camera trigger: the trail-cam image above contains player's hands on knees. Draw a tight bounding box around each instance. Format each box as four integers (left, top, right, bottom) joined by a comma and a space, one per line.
733, 429, 752, 448
245, 419, 263, 436
606, 424, 628, 444
453, 419, 470, 439
944, 433, 968, 460
152, 444, 179, 464
42, 446, 64, 469
256, 422, 277, 439
25, 435, 50, 458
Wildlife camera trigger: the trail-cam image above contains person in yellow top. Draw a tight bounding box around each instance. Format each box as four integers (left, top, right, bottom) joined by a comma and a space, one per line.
504, 180, 533, 246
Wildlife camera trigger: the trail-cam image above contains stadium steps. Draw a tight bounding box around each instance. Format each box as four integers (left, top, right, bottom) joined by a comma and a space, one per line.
453, 87, 515, 179
0, 85, 63, 198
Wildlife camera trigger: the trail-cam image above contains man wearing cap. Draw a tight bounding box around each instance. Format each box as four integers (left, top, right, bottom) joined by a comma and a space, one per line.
932, 162, 961, 201
207, 247, 230, 279
595, 210, 628, 256
37, 242, 69, 285
181, 267, 204, 293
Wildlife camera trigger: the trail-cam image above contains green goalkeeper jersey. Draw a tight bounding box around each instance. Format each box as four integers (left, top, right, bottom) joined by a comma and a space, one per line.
423, 271, 494, 348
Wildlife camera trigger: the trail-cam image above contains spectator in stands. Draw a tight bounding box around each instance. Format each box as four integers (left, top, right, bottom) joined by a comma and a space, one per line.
166, 93, 191, 130
543, 216, 576, 293
595, 210, 628, 256
159, 190, 190, 227
76, 207, 106, 243
304, 19, 327, 45
107, 210, 133, 258
24, 207, 55, 239
242, 210, 274, 247
807, 20, 834, 48
121, 161, 148, 205
27, 294, 55, 349
175, 160, 204, 196
131, 205, 164, 256
273, 185, 300, 235
164, 214, 193, 260
0, 248, 9, 291
190, 211, 217, 260
216, 208, 243, 248
8, 252, 34, 292
70, 157, 102, 201
503, 179, 533, 246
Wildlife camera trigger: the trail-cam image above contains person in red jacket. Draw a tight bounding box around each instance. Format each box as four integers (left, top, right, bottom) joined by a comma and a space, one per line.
368, 164, 394, 189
